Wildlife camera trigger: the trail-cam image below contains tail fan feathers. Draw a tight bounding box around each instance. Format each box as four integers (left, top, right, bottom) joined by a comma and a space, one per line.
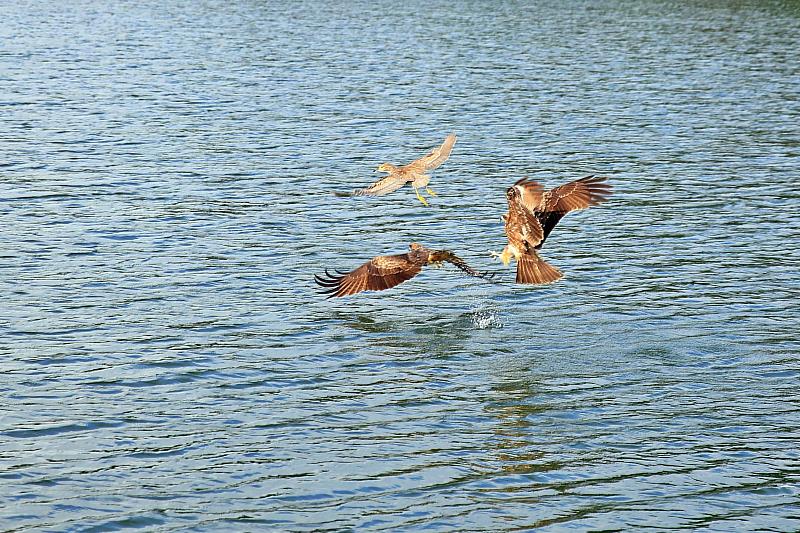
515, 253, 563, 284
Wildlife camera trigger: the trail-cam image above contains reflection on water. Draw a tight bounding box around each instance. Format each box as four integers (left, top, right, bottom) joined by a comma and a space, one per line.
2, 0, 800, 530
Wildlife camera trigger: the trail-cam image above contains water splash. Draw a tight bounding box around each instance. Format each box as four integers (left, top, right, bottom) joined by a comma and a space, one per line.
471, 301, 504, 329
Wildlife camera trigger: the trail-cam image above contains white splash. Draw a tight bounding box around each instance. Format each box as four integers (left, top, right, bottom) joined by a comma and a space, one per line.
471, 303, 504, 329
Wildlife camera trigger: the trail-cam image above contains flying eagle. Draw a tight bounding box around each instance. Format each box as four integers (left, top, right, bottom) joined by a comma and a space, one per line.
492, 176, 612, 284
314, 242, 492, 298
337, 134, 457, 206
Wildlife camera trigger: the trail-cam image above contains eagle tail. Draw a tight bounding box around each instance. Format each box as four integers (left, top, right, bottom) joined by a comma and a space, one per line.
516, 253, 563, 284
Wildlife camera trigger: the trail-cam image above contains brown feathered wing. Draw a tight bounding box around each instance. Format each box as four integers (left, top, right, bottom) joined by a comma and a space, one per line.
427, 250, 495, 280
515, 176, 612, 248
505, 190, 545, 252
314, 253, 424, 298
504, 190, 561, 284
511, 178, 546, 213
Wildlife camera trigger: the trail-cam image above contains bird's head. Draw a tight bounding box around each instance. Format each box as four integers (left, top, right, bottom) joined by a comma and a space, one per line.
506, 186, 519, 201
408, 242, 430, 263
376, 163, 398, 173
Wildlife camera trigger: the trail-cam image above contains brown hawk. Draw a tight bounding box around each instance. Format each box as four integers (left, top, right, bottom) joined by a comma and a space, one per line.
315, 242, 492, 298
493, 176, 612, 284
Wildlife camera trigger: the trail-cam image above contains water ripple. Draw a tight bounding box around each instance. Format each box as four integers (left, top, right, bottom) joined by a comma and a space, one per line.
2, 0, 800, 531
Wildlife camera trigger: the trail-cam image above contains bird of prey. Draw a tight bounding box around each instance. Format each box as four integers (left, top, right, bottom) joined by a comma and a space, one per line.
314, 242, 492, 298
337, 134, 457, 206
492, 176, 612, 284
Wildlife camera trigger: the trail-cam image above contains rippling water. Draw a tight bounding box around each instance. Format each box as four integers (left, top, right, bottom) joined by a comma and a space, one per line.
2, 0, 799, 530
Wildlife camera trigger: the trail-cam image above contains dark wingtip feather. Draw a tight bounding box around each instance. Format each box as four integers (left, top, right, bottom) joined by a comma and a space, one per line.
314, 269, 349, 298
324, 286, 343, 299
314, 271, 342, 287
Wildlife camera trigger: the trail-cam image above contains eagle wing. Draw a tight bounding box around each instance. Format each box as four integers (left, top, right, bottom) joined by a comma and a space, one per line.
542, 175, 612, 213
405, 133, 457, 173
534, 176, 612, 247
427, 250, 494, 280
503, 200, 560, 284
506, 194, 544, 250
314, 253, 423, 298
511, 178, 546, 213
347, 175, 408, 197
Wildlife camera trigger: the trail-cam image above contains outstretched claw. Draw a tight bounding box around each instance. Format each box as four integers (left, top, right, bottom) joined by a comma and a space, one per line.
426, 187, 438, 197
490, 250, 512, 266
414, 187, 430, 207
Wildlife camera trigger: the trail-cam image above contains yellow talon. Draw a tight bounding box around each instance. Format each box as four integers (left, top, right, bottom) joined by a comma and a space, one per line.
490, 250, 512, 266
415, 189, 429, 207
426, 187, 438, 197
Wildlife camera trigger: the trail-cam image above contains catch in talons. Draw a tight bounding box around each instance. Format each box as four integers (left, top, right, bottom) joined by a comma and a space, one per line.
314, 242, 492, 298
495, 175, 612, 284
337, 134, 456, 207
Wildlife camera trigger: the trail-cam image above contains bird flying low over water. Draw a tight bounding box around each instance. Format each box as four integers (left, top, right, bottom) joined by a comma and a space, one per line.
314, 242, 492, 298
336, 134, 457, 206
492, 176, 612, 284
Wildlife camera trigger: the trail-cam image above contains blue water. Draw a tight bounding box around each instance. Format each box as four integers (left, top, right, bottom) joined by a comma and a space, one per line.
2, 0, 799, 530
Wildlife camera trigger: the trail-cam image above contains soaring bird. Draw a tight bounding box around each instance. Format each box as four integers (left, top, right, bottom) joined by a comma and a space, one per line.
314, 242, 492, 298
492, 176, 612, 284
337, 134, 457, 206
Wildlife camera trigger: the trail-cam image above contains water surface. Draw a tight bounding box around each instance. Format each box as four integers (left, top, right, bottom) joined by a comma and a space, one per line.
1, 0, 799, 530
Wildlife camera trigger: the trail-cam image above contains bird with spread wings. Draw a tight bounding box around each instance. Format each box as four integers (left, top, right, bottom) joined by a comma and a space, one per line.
492, 176, 612, 284
314, 242, 492, 298
337, 134, 457, 206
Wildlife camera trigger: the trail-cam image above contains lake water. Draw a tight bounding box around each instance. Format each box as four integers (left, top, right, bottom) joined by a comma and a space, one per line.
2, 0, 799, 530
